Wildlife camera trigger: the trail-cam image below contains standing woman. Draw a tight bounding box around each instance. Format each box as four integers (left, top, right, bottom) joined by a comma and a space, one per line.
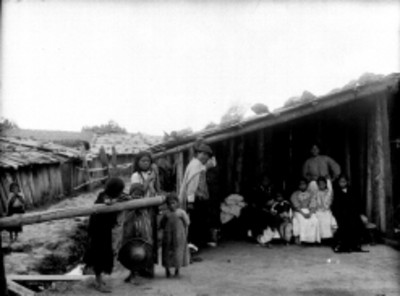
128, 151, 160, 277
332, 175, 366, 253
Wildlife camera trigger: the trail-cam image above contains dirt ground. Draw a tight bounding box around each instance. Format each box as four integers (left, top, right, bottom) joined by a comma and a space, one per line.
40, 241, 400, 296
3, 186, 400, 296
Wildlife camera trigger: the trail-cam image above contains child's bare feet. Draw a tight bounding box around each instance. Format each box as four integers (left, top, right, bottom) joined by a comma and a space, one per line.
94, 282, 111, 293
124, 273, 136, 284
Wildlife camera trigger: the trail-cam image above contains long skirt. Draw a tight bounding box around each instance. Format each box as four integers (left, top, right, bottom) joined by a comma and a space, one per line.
118, 207, 157, 276
293, 210, 320, 243
161, 214, 189, 269
315, 210, 337, 239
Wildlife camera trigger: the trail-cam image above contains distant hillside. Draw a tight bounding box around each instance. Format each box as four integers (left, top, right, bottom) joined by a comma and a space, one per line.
1, 129, 94, 148
92, 132, 162, 155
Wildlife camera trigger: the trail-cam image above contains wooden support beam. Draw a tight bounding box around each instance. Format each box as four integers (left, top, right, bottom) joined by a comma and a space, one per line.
366, 94, 394, 233
7, 279, 35, 296
0, 234, 7, 296
227, 138, 235, 193
0, 196, 165, 229
257, 129, 265, 177
175, 152, 184, 195
235, 136, 244, 193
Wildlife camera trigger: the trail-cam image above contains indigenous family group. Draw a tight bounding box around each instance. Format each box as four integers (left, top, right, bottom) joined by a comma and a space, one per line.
241, 144, 368, 254
4, 141, 370, 293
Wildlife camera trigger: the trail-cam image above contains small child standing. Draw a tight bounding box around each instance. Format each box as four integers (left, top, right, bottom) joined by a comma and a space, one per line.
7, 183, 25, 242
160, 194, 190, 278
83, 177, 125, 293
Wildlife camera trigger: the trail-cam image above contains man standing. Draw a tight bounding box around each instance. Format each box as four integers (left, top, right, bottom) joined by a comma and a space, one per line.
302, 143, 341, 194
179, 142, 213, 249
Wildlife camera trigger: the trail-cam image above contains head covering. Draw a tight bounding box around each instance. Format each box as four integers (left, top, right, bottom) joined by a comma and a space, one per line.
104, 177, 125, 198
195, 143, 213, 156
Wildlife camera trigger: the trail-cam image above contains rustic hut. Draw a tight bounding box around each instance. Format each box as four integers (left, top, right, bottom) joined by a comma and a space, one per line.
150, 73, 400, 238
0, 137, 86, 214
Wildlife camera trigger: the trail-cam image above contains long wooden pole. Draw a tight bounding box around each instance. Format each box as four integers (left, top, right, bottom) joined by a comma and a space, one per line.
0, 196, 165, 229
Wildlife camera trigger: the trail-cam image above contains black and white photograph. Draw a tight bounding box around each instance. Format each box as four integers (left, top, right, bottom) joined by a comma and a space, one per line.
0, 0, 399, 295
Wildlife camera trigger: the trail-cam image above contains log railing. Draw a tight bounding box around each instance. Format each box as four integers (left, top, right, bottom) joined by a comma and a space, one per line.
0, 195, 165, 295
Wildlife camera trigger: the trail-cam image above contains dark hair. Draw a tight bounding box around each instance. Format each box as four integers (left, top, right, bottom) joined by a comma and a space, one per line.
317, 176, 327, 184
166, 193, 179, 205
299, 178, 308, 185
310, 142, 325, 153
82, 141, 91, 151
9, 182, 19, 192
104, 177, 125, 198
133, 151, 153, 172
129, 183, 145, 197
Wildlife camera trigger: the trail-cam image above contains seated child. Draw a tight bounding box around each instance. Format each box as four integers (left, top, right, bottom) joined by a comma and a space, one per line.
7, 182, 25, 242
160, 194, 190, 278
271, 192, 293, 244
83, 177, 125, 293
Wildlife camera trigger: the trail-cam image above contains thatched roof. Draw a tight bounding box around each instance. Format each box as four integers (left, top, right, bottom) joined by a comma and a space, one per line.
0, 137, 82, 169
150, 73, 400, 157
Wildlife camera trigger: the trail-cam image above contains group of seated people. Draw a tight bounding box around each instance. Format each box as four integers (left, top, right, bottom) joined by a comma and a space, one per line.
241, 174, 368, 253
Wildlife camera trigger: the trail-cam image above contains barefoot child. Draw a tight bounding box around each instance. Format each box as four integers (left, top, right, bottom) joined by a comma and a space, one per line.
160, 194, 190, 278
84, 177, 125, 293
7, 183, 25, 242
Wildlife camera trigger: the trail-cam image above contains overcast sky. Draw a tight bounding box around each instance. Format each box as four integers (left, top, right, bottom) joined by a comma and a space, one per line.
2, 0, 399, 135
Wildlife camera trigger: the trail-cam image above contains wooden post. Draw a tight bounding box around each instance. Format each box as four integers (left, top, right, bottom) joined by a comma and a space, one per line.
257, 129, 265, 177
375, 95, 393, 233
175, 152, 184, 194
227, 138, 235, 193
366, 94, 394, 233
0, 234, 7, 296
235, 136, 244, 193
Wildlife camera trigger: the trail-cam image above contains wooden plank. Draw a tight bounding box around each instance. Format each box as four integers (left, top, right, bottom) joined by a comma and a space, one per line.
227, 138, 235, 193
175, 152, 184, 195
7, 279, 35, 296
8, 274, 90, 282
0, 233, 7, 296
375, 94, 393, 233
235, 136, 244, 193
153, 77, 399, 159
0, 195, 166, 229
257, 129, 265, 177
